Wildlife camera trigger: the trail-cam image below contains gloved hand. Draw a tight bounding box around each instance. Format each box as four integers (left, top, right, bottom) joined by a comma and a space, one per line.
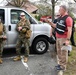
22, 28, 27, 33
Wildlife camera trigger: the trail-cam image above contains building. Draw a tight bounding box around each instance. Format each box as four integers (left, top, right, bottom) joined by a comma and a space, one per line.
0, 0, 38, 13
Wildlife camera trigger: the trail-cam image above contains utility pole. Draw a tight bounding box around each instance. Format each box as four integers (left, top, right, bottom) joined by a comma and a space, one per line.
51, 0, 55, 21
51, 0, 58, 21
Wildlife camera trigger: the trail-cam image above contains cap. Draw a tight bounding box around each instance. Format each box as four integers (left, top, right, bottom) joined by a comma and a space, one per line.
20, 12, 25, 16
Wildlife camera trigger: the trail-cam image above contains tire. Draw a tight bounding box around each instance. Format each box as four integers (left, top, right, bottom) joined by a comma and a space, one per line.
32, 37, 49, 54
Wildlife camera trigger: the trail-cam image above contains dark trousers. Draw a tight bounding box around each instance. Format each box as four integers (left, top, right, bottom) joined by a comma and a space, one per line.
70, 30, 75, 45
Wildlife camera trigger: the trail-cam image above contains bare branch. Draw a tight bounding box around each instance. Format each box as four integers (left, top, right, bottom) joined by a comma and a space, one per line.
74, 0, 76, 2
6, 0, 15, 6
55, 0, 58, 3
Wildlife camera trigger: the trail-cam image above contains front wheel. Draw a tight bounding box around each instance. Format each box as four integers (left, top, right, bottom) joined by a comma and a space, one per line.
32, 38, 49, 54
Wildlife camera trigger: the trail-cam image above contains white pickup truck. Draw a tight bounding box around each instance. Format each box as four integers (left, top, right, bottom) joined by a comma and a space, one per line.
0, 6, 54, 54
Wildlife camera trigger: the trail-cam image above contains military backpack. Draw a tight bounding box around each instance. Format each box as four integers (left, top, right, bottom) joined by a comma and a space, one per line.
25, 30, 32, 39
0, 23, 3, 35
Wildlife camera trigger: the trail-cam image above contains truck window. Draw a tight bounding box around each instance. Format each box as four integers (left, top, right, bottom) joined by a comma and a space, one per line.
11, 9, 36, 24
0, 9, 5, 24
11, 10, 19, 24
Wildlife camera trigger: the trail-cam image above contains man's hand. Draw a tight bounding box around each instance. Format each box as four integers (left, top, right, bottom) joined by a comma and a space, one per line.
18, 27, 22, 31
3, 36, 7, 40
45, 19, 50, 23
45, 19, 56, 28
65, 39, 70, 46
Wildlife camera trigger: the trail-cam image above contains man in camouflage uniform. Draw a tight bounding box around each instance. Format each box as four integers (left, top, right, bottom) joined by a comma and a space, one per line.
0, 17, 6, 64
14, 12, 31, 62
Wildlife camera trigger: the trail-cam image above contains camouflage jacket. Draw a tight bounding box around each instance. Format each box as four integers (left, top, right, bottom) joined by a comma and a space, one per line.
16, 19, 30, 38
0, 22, 6, 39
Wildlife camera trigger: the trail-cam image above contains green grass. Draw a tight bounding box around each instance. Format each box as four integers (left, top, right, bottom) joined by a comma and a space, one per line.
64, 29, 76, 75
75, 20, 76, 24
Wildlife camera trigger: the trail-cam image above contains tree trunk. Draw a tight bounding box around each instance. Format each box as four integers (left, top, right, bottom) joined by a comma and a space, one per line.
51, 0, 55, 21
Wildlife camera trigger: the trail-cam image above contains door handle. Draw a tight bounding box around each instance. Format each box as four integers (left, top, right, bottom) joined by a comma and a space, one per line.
9, 25, 11, 31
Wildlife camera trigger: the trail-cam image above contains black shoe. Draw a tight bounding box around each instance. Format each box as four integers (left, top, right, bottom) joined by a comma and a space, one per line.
55, 64, 60, 67
55, 65, 64, 71
68, 51, 71, 56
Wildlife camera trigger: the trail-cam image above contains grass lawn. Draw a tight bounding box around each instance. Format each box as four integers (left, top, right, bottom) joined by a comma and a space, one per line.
64, 29, 76, 75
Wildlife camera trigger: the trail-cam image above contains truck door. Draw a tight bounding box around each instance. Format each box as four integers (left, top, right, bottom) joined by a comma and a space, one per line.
7, 8, 19, 47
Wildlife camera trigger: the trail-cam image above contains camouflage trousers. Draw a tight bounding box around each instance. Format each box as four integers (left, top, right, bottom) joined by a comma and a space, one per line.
0, 40, 5, 57
16, 38, 30, 57
56, 38, 68, 70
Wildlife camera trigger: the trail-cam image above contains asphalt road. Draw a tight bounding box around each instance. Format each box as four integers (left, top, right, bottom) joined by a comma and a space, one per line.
0, 44, 58, 75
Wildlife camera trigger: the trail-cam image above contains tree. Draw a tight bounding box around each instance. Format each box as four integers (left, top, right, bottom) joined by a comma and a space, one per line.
36, 0, 58, 21
40, 0, 46, 2
36, 4, 52, 16
6, 0, 28, 7
51, 0, 58, 21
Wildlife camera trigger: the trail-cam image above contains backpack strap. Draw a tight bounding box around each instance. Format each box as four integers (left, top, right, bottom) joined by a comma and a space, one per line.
63, 15, 69, 29
62, 15, 69, 20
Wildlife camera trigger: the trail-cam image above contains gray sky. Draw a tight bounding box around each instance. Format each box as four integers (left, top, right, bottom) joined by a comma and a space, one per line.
0, 0, 7, 6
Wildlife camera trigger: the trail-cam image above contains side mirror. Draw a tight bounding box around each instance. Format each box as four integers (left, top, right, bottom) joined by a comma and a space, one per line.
29, 17, 36, 24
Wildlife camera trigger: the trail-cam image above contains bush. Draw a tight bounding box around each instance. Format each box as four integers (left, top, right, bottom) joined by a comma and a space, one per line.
35, 15, 41, 21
